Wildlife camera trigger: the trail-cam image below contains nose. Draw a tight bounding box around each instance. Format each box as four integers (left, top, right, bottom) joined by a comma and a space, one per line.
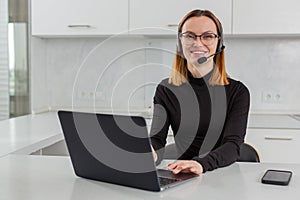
194, 36, 205, 46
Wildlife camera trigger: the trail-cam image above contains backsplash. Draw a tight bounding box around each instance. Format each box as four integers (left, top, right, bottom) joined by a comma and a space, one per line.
226, 37, 300, 113
30, 36, 300, 114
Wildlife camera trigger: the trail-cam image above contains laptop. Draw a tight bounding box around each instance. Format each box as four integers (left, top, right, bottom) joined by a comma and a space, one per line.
58, 110, 198, 192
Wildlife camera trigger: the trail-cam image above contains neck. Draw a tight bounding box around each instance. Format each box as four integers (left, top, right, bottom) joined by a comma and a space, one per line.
187, 61, 214, 78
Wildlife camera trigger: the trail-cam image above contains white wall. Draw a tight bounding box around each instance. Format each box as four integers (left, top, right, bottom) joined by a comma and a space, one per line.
30, 37, 48, 113
30, 36, 176, 113
30, 36, 300, 114
226, 37, 300, 113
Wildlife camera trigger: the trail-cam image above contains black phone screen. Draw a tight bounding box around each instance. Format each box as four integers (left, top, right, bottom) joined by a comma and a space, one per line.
261, 169, 292, 185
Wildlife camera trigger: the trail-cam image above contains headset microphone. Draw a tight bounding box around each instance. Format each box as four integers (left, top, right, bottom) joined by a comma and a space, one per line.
197, 45, 225, 64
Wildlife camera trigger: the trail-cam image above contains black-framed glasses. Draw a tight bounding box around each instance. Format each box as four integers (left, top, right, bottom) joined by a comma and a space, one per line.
179, 32, 219, 46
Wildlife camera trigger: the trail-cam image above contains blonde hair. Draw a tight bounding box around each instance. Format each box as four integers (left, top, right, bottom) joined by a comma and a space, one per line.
169, 9, 229, 86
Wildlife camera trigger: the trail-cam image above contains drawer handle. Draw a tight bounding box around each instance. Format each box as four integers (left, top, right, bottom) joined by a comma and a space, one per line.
167, 24, 178, 27
67, 25, 91, 28
264, 136, 293, 141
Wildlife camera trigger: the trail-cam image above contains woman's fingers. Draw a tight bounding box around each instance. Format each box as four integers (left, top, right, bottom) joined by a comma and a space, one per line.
167, 160, 203, 175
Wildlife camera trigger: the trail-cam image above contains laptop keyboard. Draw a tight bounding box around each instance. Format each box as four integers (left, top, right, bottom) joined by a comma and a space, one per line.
158, 177, 181, 186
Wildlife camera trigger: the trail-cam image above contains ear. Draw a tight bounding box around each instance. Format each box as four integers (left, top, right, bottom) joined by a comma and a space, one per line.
177, 34, 184, 56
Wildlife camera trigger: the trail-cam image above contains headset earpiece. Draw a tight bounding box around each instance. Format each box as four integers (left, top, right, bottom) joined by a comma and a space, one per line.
217, 37, 222, 52
216, 20, 224, 53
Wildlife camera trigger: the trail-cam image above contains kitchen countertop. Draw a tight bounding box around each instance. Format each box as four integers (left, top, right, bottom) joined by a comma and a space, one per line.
0, 111, 63, 158
248, 114, 300, 129
1, 111, 300, 158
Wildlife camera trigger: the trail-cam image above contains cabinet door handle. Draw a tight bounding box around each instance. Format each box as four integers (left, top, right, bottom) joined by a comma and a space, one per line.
264, 136, 293, 141
167, 24, 178, 27
67, 25, 91, 28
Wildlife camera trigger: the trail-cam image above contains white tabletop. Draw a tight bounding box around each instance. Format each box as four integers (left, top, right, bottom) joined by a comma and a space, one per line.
0, 112, 63, 157
0, 155, 299, 200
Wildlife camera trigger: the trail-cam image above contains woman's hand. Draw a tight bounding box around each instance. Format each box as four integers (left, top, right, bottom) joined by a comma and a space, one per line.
167, 160, 203, 175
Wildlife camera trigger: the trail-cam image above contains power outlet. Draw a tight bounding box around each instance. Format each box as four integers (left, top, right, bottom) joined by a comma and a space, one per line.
77, 91, 88, 100
77, 90, 96, 100
262, 91, 283, 103
95, 91, 105, 101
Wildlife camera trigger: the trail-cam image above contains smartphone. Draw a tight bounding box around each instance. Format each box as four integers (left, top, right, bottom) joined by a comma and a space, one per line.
261, 169, 292, 186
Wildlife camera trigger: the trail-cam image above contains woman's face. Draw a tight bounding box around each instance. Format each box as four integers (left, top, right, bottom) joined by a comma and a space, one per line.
180, 16, 219, 66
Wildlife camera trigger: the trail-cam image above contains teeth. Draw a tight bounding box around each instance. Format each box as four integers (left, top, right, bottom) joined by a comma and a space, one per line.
192, 51, 206, 54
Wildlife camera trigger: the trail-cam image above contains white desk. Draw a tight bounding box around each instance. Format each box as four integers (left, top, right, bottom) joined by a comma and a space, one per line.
0, 112, 62, 157
0, 155, 299, 200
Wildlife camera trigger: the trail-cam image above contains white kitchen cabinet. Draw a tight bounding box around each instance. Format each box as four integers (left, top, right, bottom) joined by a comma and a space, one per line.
129, 0, 232, 35
31, 0, 128, 36
31, 140, 69, 156
233, 0, 300, 34
246, 128, 300, 163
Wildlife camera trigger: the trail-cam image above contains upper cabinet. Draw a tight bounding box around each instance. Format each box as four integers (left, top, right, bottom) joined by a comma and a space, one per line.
129, 0, 232, 35
233, 0, 300, 34
31, 0, 232, 36
33, 0, 300, 36
31, 0, 128, 36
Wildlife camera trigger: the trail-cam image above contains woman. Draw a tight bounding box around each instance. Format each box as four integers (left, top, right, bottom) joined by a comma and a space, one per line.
150, 9, 250, 174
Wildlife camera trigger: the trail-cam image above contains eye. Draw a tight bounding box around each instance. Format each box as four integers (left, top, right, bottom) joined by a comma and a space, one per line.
184, 33, 196, 39
202, 33, 216, 40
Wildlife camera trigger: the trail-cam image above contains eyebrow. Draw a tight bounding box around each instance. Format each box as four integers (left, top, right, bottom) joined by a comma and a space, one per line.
182, 31, 216, 35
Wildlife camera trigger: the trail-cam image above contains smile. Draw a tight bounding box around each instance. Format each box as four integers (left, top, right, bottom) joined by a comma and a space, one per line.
190, 50, 208, 56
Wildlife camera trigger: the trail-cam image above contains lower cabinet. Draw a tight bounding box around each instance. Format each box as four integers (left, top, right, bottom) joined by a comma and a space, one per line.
31, 140, 69, 156
245, 128, 300, 163
165, 128, 300, 164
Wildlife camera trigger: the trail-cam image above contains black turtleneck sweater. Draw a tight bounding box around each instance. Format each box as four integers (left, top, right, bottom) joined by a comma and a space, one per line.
150, 70, 250, 172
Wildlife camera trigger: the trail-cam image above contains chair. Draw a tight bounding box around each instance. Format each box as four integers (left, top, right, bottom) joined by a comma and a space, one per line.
163, 142, 260, 162
237, 143, 260, 163
163, 143, 177, 159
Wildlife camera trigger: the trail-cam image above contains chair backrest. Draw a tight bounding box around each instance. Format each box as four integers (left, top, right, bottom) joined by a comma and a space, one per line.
163, 142, 260, 163
237, 143, 260, 163
163, 143, 177, 159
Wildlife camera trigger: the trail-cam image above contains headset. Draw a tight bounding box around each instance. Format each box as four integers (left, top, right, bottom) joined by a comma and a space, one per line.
216, 20, 225, 54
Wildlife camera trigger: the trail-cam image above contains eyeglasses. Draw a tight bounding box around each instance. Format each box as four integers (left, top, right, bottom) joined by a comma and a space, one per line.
179, 32, 219, 46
